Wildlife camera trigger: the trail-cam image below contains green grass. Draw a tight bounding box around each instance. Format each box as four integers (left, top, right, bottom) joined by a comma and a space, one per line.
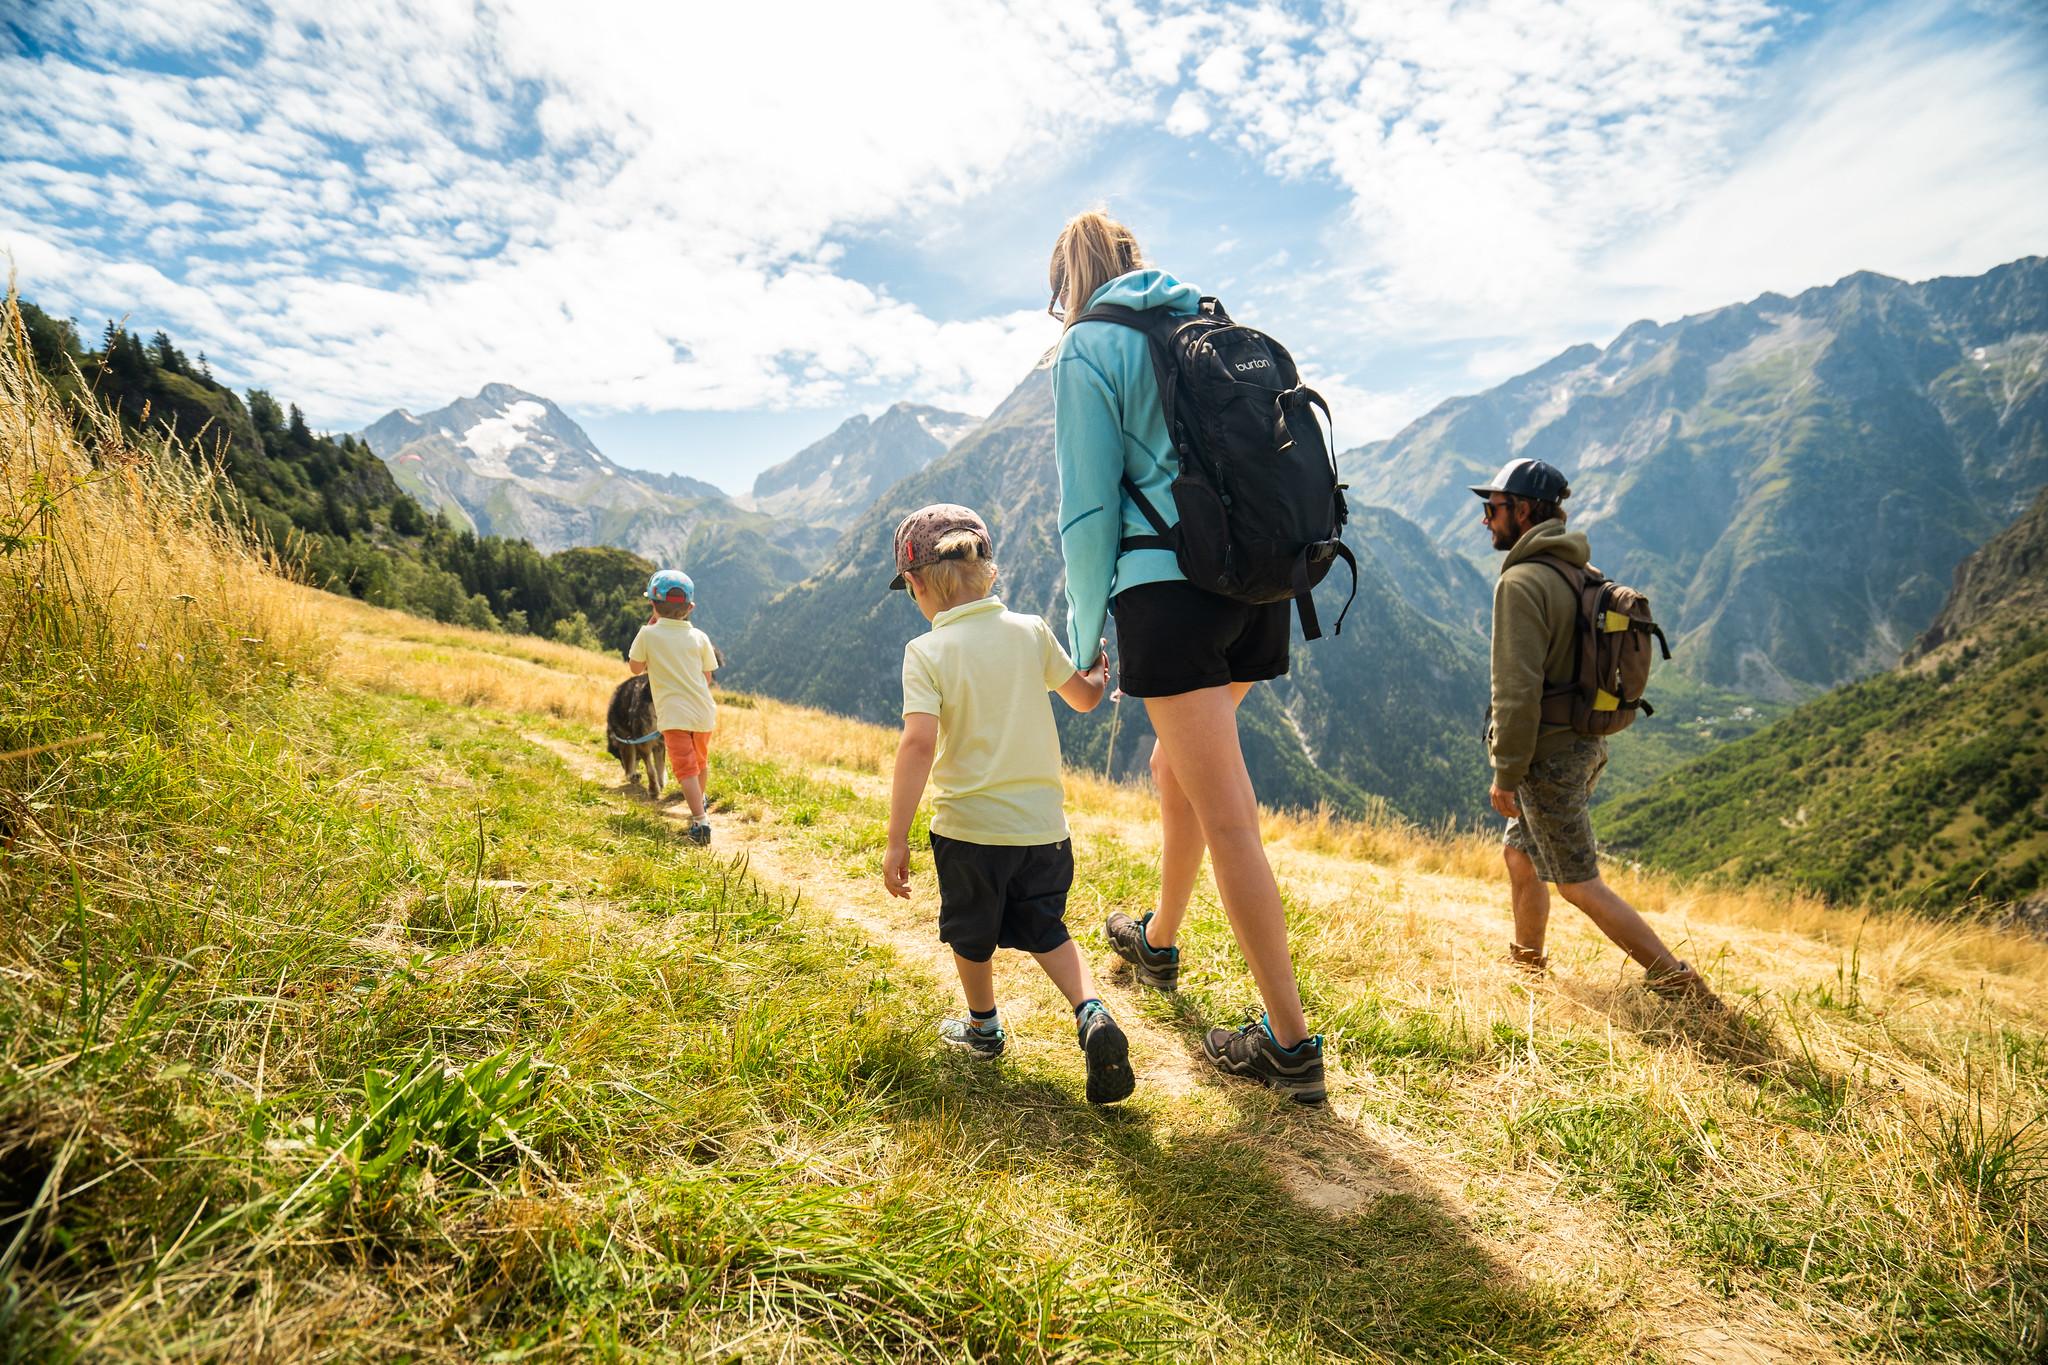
4, 643, 1640, 1361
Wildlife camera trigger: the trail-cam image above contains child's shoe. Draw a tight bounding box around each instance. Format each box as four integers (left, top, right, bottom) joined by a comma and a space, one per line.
1202, 1014, 1326, 1105
687, 822, 712, 847
1105, 911, 1180, 991
937, 1017, 1006, 1058
1075, 1001, 1134, 1105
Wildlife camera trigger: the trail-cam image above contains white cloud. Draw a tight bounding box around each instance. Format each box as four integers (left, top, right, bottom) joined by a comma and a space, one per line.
4, 0, 2042, 449
1607, 17, 2048, 317
1, 0, 1133, 423
1165, 91, 1211, 136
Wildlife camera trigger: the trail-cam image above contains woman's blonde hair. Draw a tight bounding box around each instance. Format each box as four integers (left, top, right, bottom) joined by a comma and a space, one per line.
1049, 209, 1142, 327
909, 528, 998, 607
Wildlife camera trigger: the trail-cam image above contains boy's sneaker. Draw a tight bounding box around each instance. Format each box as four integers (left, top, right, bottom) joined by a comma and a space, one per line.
937, 1017, 1006, 1059
1202, 1014, 1326, 1105
687, 822, 712, 847
1105, 911, 1180, 992
1075, 1003, 1135, 1106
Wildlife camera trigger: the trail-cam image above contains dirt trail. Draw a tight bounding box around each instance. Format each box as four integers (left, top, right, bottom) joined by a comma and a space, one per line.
527, 732, 1838, 1364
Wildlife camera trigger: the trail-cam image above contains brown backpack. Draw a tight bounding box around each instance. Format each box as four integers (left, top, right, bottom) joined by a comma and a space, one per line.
1530, 556, 1672, 736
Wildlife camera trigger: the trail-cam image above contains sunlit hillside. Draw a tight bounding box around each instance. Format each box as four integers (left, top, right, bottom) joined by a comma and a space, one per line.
5, 299, 2046, 1361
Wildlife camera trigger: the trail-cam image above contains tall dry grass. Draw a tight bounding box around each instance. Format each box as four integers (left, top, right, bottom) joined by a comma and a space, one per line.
0, 290, 319, 730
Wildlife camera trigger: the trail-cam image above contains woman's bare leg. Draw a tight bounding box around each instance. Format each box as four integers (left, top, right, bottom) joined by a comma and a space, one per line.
1143, 683, 1309, 1046
1145, 682, 1253, 948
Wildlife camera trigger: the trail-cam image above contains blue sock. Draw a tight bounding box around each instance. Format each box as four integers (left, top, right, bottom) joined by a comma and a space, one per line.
1261, 1014, 1313, 1054
1074, 997, 1104, 1022
1139, 915, 1174, 956
969, 1005, 999, 1033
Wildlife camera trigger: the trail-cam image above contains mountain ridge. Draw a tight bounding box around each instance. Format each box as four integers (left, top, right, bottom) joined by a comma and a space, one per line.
728, 359, 1497, 826
747, 400, 977, 528
361, 384, 839, 637
1343, 257, 2048, 698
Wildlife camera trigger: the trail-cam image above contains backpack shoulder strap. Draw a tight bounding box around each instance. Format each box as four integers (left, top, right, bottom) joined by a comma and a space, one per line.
1071, 304, 1188, 558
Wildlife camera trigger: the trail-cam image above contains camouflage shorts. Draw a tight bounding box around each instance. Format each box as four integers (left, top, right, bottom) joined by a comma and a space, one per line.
1503, 736, 1609, 885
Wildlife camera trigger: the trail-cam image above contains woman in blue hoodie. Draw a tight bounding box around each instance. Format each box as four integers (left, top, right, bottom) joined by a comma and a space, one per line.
1048, 209, 1324, 1105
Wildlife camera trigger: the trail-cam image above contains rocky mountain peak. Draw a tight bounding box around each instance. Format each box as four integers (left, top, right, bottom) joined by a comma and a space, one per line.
747, 398, 979, 529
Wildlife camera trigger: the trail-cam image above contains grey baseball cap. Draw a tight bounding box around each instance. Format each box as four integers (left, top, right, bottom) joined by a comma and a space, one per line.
1470, 457, 1570, 502
889, 503, 992, 590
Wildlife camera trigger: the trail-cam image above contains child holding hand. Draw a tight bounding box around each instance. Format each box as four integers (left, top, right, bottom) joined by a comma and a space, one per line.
881, 504, 1131, 1105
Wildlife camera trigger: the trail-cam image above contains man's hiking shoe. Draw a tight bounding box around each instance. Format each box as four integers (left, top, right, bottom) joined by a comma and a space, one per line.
1506, 942, 1550, 975
686, 822, 711, 847
1076, 1003, 1135, 1106
1646, 960, 1723, 1010
938, 1018, 1006, 1058
1203, 1015, 1326, 1105
1105, 911, 1180, 992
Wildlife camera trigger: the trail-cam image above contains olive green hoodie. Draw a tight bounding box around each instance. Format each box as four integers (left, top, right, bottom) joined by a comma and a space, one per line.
1488, 519, 1590, 788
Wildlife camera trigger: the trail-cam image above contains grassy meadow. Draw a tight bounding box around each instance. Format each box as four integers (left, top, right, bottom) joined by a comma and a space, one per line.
4, 298, 2047, 1362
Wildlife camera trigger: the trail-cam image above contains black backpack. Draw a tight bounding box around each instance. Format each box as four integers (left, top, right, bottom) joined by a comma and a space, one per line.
1076, 296, 1356, 639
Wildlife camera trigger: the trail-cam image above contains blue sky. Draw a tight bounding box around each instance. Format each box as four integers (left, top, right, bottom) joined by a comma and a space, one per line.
5, 0, 2045, 493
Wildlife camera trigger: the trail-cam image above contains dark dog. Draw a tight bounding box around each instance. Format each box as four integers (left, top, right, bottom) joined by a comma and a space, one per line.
606, 674, 667, 799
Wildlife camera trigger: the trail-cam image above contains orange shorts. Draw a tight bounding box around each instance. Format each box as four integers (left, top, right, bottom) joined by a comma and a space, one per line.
663, 730, 711, 780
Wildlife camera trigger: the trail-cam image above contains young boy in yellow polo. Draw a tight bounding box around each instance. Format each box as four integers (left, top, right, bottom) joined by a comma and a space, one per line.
880, 504, 1134, 1105
627, 568, 719, 846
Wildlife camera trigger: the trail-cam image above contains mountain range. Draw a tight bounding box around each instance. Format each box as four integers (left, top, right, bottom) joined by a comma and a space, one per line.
727, 257, 2046, 834
727, 358, 1500, 826
1343, 258, 2048, 699
360, 384, 836, 637
746, 401, 977, 528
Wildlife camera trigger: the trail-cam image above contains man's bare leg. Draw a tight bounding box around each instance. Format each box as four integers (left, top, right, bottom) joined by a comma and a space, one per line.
1557, 877, 1683, 975
1505, 845, 1552, 956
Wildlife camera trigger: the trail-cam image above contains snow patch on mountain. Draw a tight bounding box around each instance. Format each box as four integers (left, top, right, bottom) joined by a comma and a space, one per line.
461, 400, 551, 476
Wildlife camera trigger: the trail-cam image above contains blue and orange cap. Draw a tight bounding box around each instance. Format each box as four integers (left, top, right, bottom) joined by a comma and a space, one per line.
647, 569, 695, 603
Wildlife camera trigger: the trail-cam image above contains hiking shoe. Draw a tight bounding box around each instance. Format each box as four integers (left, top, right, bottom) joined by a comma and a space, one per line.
1646, 960, 1723, 1010
1506, 942, 1550, 975
686, 822, 711, 847
1076, 1003, 1135, 1106
1105, 911, 1180, 992
937, 1017, 1006, 1059
1203, 1015, 1326, 1105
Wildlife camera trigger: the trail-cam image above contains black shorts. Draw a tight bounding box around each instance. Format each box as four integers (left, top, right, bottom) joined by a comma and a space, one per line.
1111, 580, 1290, 698
929, 833, 1074, 964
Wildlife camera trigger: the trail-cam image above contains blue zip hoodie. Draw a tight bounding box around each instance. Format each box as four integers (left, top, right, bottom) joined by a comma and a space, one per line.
1053, 268, 1202, 668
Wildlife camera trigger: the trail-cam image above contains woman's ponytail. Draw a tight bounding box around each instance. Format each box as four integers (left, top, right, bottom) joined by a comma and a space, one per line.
1049, 210, 1142, 328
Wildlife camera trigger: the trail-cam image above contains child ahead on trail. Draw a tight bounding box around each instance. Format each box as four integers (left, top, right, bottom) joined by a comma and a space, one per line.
627, 568, 719, 847
1473, 458, 1719, 1007
881, 503, 1134, 1106
1048, 208, 1328, 1105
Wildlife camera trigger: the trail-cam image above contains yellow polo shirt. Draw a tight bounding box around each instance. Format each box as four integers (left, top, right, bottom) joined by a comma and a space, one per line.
628, 618, 720, 733
901, 596, 1077, 846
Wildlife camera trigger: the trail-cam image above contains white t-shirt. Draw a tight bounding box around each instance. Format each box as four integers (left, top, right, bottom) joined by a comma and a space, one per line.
901, 596, 1077, 846
628, 618, 720, 733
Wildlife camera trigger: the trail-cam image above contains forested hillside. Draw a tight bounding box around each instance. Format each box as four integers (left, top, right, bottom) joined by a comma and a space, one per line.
1605, 486, 2048, 910
16, 300, 657, 655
